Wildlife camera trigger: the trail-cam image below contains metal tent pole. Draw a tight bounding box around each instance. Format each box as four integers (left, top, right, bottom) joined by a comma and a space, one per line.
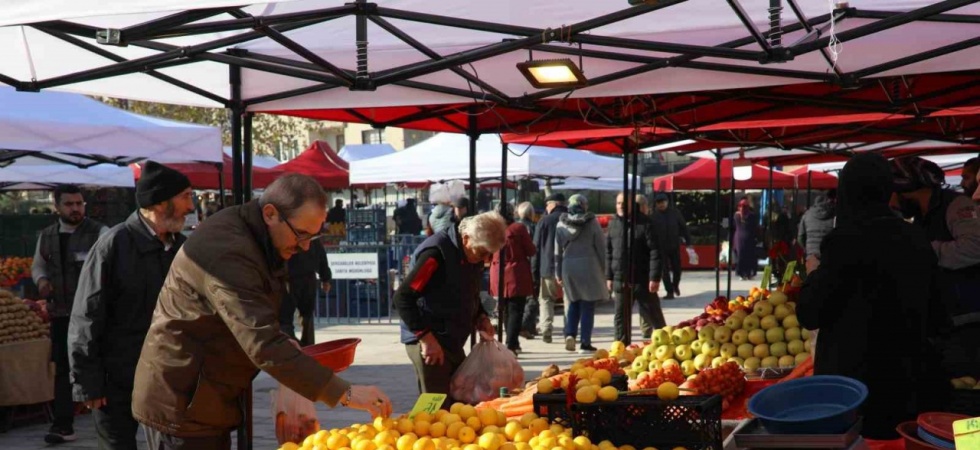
217, 161, 226, 209
497, 142, 508, 343
468, 111, 479, 348
727, 173, 736, 300
628, 145, 640, 341
243, 112, 254, 202
715, 150, 722, 298
230, 66, 243, 205
621, 140, 632, 345
807, 171, 813, 208
767, 158, 774, 288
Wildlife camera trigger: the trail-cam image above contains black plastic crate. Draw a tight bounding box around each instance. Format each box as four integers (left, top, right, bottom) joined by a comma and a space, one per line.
531, 376, 628, 429
572, 395, 723, 450
347, 227, 385, 243
347, 209, 386, 226
949, 389, 980, 417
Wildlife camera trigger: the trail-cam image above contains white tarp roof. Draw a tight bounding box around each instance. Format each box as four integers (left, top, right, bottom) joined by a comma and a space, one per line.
222, 146, 281, 167
0, 156, 135, 188
548, 176, 638, 192
1, 1, 977, 109
338, 144, 397, 162
350, 133, 622, 185
0, 86, 222, 162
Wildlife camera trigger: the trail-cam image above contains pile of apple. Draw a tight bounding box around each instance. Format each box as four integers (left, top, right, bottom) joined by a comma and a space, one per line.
715, 290, 814, 373
675, 288, 769, 332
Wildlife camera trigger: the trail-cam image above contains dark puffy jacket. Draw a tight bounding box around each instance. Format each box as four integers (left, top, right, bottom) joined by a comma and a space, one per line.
650, 207, 692, 251
798, 197, 836, 257
606, 213, 662, 284
69, 212, 185, 402
531, 206, 567, 280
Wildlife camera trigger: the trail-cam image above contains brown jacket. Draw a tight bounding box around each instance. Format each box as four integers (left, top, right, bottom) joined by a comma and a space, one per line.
132, 201, 349, 437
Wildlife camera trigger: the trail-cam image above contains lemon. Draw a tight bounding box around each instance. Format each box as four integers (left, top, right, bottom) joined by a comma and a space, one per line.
500, 444, 518, 450
414, 421, 431, 437
537, 379, 555, 394
597, 386, 619, 402
355, 440, 378, 450
459, 405, 477, 421
434, 410, 449, 422
329, 435, 352, 450
463, 445, 482, 450
314, 445, 330, 450
620, 446, 636, 450
657, 382, 679, 401
378, 445, 395, 450
575, 387, 598, 404
458, 427, 477, 444
305, 435, 318, 448
281, 444, 300, 450
519, 413, 538, 428
477, 409, 498, 427
315, 430, 331, 444
466, 417, 483, 432
397, 435, 418, 450
597, 441, 615, 450
572, 436, 592, 450
641, 447, 659, 450
376, 431, 398, 446
478, 433, 501, 450
528, 418, 550, 435
594, 369, 613, 385
549, 424, 565, 436
513, 429, 533, 444
430, 422, 447, 438
504, 421, 523, 440
415, 412, 433, 424
397, 420, 416, 435
414, 437, 436, 450
446, 422, 466, 440
441, 414, 462, 426
450, 403, 464, 415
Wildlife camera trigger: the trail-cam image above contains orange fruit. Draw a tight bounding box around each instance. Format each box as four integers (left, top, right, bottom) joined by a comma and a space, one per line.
458, 427, 477, 444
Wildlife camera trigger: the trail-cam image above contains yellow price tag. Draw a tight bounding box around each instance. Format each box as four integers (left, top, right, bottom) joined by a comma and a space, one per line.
953, 417, 980, 450
409, 393, 447, 418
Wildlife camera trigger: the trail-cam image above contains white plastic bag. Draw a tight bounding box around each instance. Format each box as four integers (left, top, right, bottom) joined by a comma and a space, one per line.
686, 247, 699, 266
450, 338, 525, 404
272, 383, 319, 445
429, 183, 451, 204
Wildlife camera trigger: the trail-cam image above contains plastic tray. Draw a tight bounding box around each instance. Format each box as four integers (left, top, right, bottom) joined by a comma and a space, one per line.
302, 338, 360, 373
732, 417, 862, 448
896, 421, 944, 450
571, 394, 723, 450
917, 412, 966, 443
748, 375, 866, 434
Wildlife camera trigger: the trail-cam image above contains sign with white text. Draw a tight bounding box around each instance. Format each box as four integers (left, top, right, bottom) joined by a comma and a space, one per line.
327, 253, 379, 279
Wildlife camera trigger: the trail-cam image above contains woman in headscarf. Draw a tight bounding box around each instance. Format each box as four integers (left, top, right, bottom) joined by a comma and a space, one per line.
797, 153, 949, 440
555, 194, 608, 353
489, 203, 536, 355
732, 198, 759, 280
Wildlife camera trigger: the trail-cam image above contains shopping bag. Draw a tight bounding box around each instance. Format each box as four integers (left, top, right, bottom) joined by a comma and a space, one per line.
449, 338, 525, 404
272, 383, 320, 445
686, 246, 699, 266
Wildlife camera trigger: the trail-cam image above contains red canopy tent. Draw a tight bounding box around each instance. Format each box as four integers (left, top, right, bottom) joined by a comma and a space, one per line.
132, 155, 283, 190
652, 159, 795, 191
788, 166, 838, 190
274, 141, 349, 190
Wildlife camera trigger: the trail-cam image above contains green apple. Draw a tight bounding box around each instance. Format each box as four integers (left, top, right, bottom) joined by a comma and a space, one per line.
681, 359, 697, 377
728, 356, 745, 367
743, 357, 761, 372
655, 345, 675, 361
774, 304, 792, 321
768, 291, 788, 306
720, 343, 737, 359
787, 339, 805, 356
693, 353, 710, 371
662, 358, 680, 369
783, 314, 800, 329
753, 344, 770, 359
690, 340, 704, 354
626, 369, 639, 380
737, 343, 754, 359
785, 327, 802, 342
698, 325, 716, 342
804, 339, 813, 353
675, 344, 693, 361
731, 329, 749, 346
711, 356, 726, 368
760, 315, 779, 330
671, 329, 685, 345
786, 301, 796, 313
778, 355, 796, 368
742, 315, 761, 331
794, 352, 810, 365
761, 356, 779, 369
748, 329, 767, 345
753, 300, 774, 317
702, 340, 720, 358
682, 327, 697, 344
648, 359, 662, 372
770, 342, 788, 358
632, 357, 649, 372
652, 329, 671, 347
663, 325, 674, 334
766, 327, 785, 344
801, 328, 813, 340
713, 326, 733, 343
725, 315, 743, 330
642, 344, 657, 360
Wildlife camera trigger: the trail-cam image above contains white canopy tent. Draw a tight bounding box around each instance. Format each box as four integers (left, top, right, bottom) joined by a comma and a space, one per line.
0, 86, 222, 164
222, 146, 280, 168
0, 156, 135, 189
549, 176, 638, 192
0, 1, 977, 110
350, 133, 623, 185
338, 143, 396, 162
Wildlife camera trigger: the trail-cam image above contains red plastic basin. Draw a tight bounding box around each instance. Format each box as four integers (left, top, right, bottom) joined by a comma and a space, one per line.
302, 338, 361, 373
896, 421, 943, 450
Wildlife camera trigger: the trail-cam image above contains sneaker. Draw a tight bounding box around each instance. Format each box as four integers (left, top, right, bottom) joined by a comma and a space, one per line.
579, 345, 598, 354
45, 426, 77, 444
564, 336, 576, 352
519, 330, 534, 340
674, 287, 681, 297
543, 334, 552, 344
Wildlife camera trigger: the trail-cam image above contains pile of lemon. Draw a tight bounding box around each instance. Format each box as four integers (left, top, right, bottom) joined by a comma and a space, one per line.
276, 403, 687, 450
536, 365, 619, 404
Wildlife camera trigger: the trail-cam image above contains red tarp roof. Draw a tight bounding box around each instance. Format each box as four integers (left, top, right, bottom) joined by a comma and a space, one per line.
132, 154, 283, 190
653, 159, 796, 191
788, 166, 838, 190
274, 141, 349, 190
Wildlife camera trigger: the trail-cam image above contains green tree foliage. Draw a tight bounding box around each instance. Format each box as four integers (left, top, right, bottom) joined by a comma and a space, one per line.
96, 97, 323, 156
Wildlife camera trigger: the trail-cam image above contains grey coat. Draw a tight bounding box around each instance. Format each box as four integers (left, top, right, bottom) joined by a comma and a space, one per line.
554, 213, 608, 302
798, 197, 836, 257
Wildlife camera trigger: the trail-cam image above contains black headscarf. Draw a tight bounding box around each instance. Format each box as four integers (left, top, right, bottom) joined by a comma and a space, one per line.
836, 153, 896, 227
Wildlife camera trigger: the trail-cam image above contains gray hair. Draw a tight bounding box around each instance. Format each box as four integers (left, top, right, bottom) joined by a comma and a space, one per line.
260, 173, 327, 219
458, 211, 506, 253
516, 202, 535, 222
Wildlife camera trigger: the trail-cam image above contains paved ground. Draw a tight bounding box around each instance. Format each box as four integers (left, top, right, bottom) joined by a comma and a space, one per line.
0, 272, 755, 450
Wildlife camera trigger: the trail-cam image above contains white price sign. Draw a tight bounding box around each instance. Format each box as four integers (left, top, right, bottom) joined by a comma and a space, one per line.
327, 253, 379, 279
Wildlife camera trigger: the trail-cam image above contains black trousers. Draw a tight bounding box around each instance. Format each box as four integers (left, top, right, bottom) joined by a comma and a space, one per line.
144, 426, 230, 450
50, 316, 74, 430
93, 386, 138, 450
405, 342, 466, 408
503, 297, 527, 350
280, 276, 317, 346
612, 281, 666, 342
662, 248, 683, 294
522, 296, 538, 334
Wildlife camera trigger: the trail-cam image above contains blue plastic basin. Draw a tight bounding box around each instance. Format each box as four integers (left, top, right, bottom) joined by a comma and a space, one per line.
748, 375, 868, 434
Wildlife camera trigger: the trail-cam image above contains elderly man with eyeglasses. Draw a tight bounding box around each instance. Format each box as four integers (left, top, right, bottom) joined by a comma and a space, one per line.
131, 173, 391, 450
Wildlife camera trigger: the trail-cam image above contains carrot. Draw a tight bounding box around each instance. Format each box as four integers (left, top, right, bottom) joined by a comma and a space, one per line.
781, 355, 813, 382
500, 396, 533, 410
503, 404, 533, 417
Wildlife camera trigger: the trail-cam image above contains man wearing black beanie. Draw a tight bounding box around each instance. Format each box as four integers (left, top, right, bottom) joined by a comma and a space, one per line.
69, 161, 195, 450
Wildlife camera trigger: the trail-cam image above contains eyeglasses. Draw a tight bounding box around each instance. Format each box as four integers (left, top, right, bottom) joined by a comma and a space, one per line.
277, 209, 324, 243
